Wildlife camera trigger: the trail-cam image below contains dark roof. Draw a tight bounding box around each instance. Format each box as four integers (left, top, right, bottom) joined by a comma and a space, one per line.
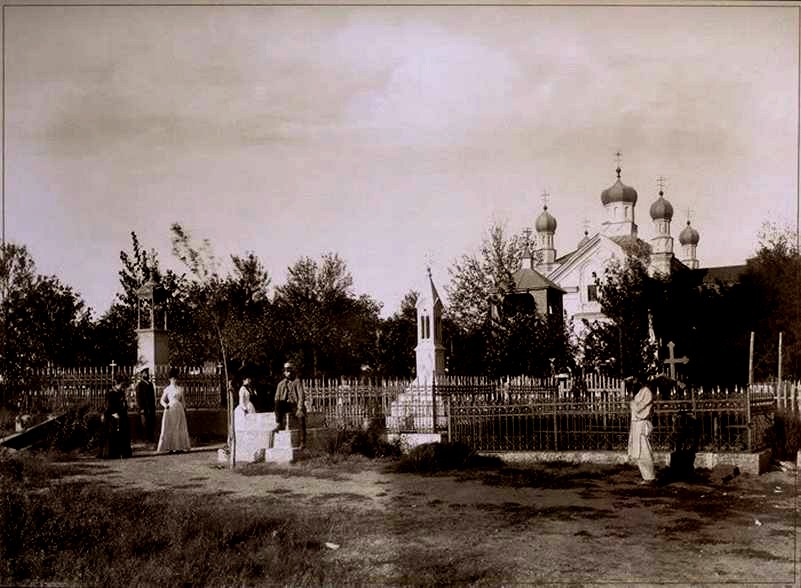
609, 235, 652, 258
511, 268, 566, 293
695, 265, 747, 285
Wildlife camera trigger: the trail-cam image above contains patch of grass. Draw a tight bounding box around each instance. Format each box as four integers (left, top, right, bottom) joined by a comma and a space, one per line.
391, 442, 503, 474
0, 452, 352, 586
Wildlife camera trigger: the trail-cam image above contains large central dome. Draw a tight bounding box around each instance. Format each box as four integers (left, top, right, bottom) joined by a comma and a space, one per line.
601, 167, 638, 206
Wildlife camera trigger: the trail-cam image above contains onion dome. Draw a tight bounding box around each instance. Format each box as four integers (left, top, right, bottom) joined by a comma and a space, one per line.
679, 221, 700, 246
649, 190, 674, 221
535, 205, 557, 233
601, 166, 638, 206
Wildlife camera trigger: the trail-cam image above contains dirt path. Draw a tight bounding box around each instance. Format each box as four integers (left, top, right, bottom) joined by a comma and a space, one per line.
60, 445, 799, 585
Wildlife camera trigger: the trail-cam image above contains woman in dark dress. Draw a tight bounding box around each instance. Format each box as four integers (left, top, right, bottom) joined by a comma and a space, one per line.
99, 373, 132, 459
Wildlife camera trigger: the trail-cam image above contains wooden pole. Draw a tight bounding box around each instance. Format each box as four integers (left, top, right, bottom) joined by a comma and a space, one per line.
778, 332, 783, 408
748, 332, 755, 387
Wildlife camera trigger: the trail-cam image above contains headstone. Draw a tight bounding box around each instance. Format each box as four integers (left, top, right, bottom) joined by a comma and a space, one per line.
234, 411, 277, 464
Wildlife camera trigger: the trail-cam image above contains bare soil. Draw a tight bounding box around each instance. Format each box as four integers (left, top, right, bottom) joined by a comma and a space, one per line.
58, 445, 799, 585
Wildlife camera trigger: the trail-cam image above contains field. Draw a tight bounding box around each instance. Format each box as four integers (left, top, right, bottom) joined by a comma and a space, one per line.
0, 444, 797, 585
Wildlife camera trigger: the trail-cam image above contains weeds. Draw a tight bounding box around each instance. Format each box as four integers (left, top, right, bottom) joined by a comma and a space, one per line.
0, 452, 342, 586
768, 410, 801, 460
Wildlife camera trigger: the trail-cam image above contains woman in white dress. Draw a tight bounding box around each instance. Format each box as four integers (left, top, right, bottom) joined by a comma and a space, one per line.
157, 367, 191, 453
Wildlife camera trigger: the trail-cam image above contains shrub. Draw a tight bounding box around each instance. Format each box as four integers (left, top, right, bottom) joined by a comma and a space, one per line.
393, 441, 502, 473
47, 403, 102, 454
769, 410, 801, 461
327, 424, 402, 459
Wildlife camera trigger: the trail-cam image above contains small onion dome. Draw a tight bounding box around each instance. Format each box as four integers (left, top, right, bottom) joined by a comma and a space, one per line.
679, 221, 700, 246
601, 167, 638, 206
535, 205, 557, 233
649, 190, 674, 221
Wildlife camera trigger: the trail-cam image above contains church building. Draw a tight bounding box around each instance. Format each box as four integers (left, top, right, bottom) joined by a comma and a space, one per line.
510, 158, 712, 327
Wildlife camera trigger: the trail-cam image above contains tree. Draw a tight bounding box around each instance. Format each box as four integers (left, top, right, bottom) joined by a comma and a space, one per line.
447, 223, 523, 335
377, 290, 418, 378
273, 253, 382, 378
581, 255, 658, 379
739, 223, 801, 381
0, 243, 94, 402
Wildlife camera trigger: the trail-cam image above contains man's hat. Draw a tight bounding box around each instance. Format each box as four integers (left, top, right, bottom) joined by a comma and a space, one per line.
283, 362, 295, 370
139, 367, 150, 374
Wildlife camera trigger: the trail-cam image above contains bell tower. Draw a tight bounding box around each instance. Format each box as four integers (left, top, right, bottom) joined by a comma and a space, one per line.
136, 276, 169, 372
414, 268, 446, 384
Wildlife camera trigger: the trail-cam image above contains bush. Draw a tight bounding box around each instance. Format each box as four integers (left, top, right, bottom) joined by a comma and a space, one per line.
327, 422, 402, 459
393, 442, 502, 473
47, 403, 102, 454
769, 410, 801, 461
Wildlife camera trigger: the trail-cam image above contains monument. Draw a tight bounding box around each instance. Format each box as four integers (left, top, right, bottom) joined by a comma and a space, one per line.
135, 277, 169, 372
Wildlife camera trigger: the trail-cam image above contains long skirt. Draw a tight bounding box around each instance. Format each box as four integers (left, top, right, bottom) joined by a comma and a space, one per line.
157, 403, 191, 453
628, 419, 655, 481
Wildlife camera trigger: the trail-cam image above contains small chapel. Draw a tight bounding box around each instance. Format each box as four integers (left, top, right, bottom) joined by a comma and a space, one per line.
508, 155, 733, 328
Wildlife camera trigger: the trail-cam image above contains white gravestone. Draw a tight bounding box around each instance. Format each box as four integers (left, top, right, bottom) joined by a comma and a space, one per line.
234, 409, 277, 464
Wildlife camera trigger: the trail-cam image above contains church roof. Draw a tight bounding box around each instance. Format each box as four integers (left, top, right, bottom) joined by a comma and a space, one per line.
609, 235, 652, 259
511, 267, 566, 293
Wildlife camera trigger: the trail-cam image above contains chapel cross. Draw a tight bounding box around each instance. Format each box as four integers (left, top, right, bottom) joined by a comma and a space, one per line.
686, 208, 694, 224
523, 227, 533, 246
582, 218, 591, 236
656, 176, 667, 192
614, 150, 622, 167
663, 341, 689, 380
540, 190, 550, 209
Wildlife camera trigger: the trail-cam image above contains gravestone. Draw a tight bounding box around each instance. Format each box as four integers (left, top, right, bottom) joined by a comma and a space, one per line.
234, 410, 277, 464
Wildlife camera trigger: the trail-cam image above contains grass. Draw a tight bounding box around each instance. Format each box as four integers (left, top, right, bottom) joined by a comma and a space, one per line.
0, 452, 349, 586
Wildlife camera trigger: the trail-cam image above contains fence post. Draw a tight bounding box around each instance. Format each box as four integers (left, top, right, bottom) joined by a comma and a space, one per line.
552, 395, 558, 451
431, 381, 437, 434
746, 384, 752, 452
446, 392, 452, 443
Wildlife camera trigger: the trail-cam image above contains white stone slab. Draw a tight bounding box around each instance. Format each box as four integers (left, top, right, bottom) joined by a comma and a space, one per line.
234, 411, 277, 464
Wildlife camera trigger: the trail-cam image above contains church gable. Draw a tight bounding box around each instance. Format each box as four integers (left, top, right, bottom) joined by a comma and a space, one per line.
547, 234, 631, 321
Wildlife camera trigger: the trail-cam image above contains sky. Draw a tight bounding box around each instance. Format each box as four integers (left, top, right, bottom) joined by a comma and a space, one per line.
4, 3, 799, 318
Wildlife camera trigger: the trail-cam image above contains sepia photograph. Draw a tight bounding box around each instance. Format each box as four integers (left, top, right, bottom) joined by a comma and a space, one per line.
1, 1, 798, 585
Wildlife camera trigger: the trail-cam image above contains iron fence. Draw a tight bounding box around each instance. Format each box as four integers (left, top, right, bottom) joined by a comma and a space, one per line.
441, 380, 776, 453
303, 378, 412, 429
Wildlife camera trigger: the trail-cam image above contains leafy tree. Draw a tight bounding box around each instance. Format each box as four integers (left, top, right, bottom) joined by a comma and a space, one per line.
447, 223, 523, 334
739, 223, 801, 381
581, 255, 658, 379
273, 253, 381, 378
377, 290, 418, 378
0, 243, 93, 402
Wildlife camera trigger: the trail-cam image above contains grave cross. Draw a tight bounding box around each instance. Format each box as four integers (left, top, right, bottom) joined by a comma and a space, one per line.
663, 341, 689, 379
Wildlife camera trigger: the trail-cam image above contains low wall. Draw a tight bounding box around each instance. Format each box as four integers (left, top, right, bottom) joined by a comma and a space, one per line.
130, 409, 228, 443
484, 449, 773, 475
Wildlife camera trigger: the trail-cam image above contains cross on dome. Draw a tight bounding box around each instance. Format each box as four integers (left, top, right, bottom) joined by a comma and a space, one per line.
656, 176, 667, 194
614, 150, 623, 178
540, 190, 550, 209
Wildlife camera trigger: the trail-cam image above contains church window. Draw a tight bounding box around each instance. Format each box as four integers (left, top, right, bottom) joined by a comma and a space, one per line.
587, 285, 598, 302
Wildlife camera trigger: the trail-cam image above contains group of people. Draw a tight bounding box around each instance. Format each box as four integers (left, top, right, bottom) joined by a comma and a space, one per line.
100, 361, 308, 459
98, 366, 191, 459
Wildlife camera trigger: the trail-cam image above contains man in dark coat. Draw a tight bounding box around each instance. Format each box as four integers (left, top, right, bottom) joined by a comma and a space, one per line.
274, 361, 306, 449
135, 367, 157, 443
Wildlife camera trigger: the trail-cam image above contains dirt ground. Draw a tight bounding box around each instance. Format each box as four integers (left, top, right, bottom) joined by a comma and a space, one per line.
58, 444, 798, 585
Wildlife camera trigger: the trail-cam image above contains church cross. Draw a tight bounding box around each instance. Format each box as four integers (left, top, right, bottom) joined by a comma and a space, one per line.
582, 218, 591, 236
614, 151, 623, 167
540, 190, 550, 209
686, 208, 695, 225
656, 176, 667, 192
663, 341, 689, 379
523, 227, 533, 244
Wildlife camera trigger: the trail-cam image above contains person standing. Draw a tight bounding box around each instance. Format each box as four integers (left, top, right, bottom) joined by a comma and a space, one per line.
239, 375, 257, 414
627, 376, 656, 484
99, 373, 132, 459
157, 367, 191, 453
135, 367, 157, 443
274, 362, 306, 449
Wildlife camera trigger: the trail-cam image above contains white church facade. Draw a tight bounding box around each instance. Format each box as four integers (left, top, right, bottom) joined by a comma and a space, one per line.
517, 162, 702, 326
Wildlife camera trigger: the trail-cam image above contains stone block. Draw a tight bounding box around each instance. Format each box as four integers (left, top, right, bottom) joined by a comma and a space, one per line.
265, 447, 295, 464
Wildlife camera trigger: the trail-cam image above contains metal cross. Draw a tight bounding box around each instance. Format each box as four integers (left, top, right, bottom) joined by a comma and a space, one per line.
663, 341, 689, 380
582, 218, 591, 235
540, 190, 550, 209
523, 227, 533, 244
686, 208, 694, 225
614, 151, 623, 167
656, 176, 667, 192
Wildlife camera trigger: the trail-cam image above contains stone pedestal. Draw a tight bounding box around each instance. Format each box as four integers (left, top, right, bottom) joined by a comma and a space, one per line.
234, 411, 277, 464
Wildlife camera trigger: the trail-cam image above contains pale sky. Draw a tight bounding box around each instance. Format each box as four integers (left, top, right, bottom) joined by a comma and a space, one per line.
4, 3, 798, 318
